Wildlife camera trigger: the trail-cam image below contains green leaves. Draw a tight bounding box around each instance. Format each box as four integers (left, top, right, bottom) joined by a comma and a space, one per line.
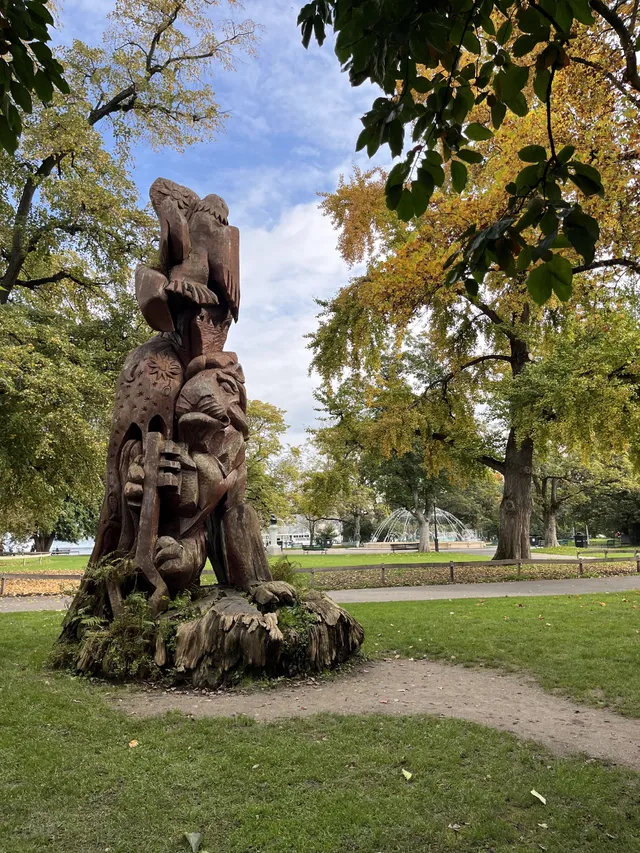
0, 0, 70, 152
518, 145, 546, 163
299, 0, 610, 303
569, 161, 604, 197
458, 148, 484, 164
465, 122, 493, 141
563, 208, 599, 264
451, 160, 468, 193
526, 254, 573, 304
494, 63, 529, 102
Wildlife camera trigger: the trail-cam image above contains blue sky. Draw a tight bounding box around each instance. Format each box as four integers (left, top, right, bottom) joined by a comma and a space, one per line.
58, 0, 386, 446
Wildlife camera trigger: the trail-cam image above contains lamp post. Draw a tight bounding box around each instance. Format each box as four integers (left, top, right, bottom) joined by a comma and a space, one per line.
432, 500, 440, 553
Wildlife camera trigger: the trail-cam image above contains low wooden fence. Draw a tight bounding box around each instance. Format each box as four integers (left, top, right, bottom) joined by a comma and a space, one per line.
1, 555, 639, 596
291, 555, 640, 587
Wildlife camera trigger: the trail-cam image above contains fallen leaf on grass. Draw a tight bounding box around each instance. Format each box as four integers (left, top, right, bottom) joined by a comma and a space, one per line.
448, 823, 461, 832
401, 768, 413, 781
184, 832, 202, 852
531, 789, 547, 804
128, 740, 139, 749
599, 602, 607, 607
538, 823, 548, 829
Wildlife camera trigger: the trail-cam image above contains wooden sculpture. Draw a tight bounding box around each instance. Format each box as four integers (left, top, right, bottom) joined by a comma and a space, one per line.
91, 178, 271, 617
55, 179, 363, 686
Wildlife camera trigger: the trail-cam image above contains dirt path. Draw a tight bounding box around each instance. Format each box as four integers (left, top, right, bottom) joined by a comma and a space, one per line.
115, 659, 640, 771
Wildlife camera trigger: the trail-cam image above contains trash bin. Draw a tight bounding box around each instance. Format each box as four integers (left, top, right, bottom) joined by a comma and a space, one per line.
574, 532, 588, 548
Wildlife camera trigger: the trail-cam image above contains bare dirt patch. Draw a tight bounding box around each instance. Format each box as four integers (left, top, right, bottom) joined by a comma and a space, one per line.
113, 658, 640, 771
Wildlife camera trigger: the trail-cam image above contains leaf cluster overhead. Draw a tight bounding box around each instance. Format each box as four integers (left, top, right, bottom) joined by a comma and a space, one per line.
300, 0, 640, 302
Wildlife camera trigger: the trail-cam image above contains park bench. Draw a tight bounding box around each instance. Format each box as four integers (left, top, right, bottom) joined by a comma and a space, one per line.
389, 542, 418, 552
302, 544, 329, 554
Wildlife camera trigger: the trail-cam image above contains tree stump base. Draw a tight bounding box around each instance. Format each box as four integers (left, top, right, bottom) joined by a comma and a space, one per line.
52, 581, 364, 688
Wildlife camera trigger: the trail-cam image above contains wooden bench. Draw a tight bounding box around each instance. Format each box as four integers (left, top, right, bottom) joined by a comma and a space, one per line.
389, 542, 418, 552
302, 544, 328, 554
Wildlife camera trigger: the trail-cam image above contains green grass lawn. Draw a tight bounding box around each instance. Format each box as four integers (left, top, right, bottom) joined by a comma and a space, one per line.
0, 611, 638, 853
0, 550, 492, 574
284, 551, 490, 567
537, 545, 638, 557
349, 592, 640, 717
0, 554, 88, 573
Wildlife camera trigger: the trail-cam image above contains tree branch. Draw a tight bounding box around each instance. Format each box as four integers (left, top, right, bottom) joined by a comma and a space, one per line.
573, 257, 640, 274
430, 430, 506, 475
461, 292, 518, 341
88, 84, 138, 126
16, 271, 109, 291
478, 454, 506, 475
422, 354, 513, 394
590, 0, 640, 92
153, 30, 256, 72
570, 55, 640, 108
146, 1, 184, 72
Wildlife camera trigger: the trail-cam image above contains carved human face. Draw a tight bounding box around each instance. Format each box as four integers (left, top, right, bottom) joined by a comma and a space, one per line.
176, 363, 248, 453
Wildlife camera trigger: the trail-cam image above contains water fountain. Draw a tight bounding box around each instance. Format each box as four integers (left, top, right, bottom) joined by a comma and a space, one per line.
366, 508, 484, 550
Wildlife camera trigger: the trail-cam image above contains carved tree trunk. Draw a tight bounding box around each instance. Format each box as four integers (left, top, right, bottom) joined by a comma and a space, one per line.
353, 512, 361, 546
33, 531, 55, 553
493, 430, 533, 561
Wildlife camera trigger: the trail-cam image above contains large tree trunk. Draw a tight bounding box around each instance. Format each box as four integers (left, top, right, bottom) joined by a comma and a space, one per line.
544, 507, 559, 547
353, 512, 361, 546
414, 506, 431, 552
543, 478, 560, 547
492, 308, 535, 561
33, 531, 55, 553
493, 430, 533, 560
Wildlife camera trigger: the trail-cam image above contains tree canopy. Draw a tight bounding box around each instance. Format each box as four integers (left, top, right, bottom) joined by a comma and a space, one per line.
0, 0, 260, 546
0, 0, 69, 154
245, 400, 294, 523
307, 51, 640, 557
299, 0, 640, 303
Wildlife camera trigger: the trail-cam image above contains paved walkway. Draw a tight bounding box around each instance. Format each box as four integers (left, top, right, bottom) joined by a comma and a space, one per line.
0, 595, 70, 612
2, 575, 639, 612
330, 575, 640, 603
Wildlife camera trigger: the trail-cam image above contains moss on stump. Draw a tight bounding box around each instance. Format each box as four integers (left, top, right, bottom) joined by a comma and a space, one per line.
52, 581, 364, 688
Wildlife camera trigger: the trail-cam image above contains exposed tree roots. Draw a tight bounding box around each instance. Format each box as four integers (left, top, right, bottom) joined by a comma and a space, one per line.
52, 580, 364, 688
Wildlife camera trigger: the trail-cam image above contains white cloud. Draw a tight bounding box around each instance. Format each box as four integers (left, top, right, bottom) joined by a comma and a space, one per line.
54, 0, 382, 445
225, 200, 353, 443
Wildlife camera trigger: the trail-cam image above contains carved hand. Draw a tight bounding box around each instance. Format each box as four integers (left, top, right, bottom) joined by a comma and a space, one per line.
154, 536, 185, 572
123, 455, 145, 509
154, 535, 204, 585
165, 278, 218, 306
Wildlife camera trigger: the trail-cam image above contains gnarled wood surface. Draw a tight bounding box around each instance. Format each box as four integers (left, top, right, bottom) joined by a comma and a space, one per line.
54, 582, 364, 688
